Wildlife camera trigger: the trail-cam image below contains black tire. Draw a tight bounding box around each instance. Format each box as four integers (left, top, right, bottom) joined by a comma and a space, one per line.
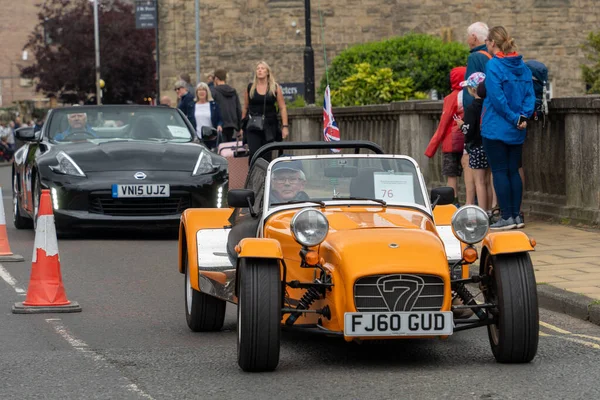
12, 174, 32, 229
237, 258, 281, 372
484, 252, 539, 363
184, 251, 226, 332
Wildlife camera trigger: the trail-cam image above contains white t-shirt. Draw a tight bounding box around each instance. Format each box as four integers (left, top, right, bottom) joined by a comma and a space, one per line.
194, 102, 212, 138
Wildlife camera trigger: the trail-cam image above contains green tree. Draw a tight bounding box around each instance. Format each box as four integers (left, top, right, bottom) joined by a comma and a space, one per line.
331, 63, 427, 106
319, 33, 469, 99
582, 31, 600, 94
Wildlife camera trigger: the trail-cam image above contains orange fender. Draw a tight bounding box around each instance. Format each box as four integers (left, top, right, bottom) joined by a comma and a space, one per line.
482, 231, 535, 255
237, 238, 283, 259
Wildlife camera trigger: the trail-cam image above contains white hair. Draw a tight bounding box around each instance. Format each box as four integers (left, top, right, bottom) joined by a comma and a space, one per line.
467, 22, 489, 43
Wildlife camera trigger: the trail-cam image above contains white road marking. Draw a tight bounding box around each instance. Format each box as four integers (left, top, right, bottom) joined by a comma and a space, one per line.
45, 319, 155, 399
0, 263, 26, 294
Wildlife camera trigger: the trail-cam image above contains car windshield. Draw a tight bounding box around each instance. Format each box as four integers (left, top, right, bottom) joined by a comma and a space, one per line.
47, 106, 193, 143
267, 156, 426, 209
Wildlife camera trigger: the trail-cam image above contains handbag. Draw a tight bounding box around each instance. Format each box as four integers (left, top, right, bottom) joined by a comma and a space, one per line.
246, 87, 267, 132
201, 126, 217, 139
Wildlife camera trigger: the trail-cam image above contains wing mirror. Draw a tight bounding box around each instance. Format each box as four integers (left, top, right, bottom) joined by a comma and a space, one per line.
14, 126, 37, 141
430, 187, 455, 208
228, 189, 255, 208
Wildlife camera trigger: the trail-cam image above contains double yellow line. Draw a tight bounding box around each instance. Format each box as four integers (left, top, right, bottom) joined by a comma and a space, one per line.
540, 321, 600, 349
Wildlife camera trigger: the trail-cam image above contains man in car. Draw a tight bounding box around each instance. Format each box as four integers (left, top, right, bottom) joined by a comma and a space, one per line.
269, 161, 310, 205
54, 112, 98, 141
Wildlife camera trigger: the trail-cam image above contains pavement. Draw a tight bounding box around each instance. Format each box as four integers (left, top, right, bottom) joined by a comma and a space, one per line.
520, 220, 600, 325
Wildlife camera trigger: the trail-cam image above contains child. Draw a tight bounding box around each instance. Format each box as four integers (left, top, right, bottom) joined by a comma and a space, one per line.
425, 66, 467, 206
455, 72, 491, 213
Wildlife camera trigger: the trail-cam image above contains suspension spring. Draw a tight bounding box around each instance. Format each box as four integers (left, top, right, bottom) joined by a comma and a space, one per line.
285, 286, 321, 326
454, 282, 487, 320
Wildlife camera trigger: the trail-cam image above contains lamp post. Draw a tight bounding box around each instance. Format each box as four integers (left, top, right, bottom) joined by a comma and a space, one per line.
303, 0, 315, 105
92, 0, 101, 105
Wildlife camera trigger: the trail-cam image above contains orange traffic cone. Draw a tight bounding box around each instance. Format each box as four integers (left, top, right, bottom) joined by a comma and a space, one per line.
0, 187, 24, 262
12, 190, 81, 314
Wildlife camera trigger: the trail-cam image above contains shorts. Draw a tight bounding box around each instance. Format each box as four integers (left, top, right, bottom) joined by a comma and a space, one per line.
442, 152, 462, 177
467, 145, 489, 169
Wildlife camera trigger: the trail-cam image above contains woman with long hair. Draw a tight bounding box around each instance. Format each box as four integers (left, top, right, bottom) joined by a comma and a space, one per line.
481, 26, 535, 230
240, 61, 289, 163
193, 82, 222, 150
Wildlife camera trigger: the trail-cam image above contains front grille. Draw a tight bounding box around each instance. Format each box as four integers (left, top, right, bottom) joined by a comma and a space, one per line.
89, 192, 191, 216
354, 274, 445, 312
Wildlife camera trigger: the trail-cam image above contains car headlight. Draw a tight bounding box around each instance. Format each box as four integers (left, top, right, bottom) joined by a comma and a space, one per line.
451, 205, 490, 245
192, 150, 215, 176
290, 208, 329, 247
50, 151, 86, 177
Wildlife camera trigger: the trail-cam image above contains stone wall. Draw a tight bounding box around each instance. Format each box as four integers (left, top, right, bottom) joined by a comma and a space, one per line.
286, 96, 600, 225
159, 0, 600, 105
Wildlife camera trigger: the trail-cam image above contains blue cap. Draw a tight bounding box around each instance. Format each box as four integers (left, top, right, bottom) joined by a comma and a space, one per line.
272, 160, 303, 173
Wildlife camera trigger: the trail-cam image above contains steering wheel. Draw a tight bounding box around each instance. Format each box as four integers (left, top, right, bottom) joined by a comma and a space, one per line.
63, 130, 96, 140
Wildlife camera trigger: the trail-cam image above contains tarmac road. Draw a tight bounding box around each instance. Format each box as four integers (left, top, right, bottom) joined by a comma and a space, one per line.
0, 165, 599, 400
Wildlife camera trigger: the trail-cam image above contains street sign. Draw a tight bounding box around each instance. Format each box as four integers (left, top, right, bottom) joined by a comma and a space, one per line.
135, 0, 157, 29
280, 82, 305, 102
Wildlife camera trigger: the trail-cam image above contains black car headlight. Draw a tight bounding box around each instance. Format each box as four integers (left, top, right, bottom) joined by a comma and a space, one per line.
192, 150, 216, 176
290, 209, 329, 247
451, 205, 489, 244
49, 151, 86, 177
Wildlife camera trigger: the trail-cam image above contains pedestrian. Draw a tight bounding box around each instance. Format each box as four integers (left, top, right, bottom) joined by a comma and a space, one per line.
206, 72, 215, 89
425, 66, 467, 206
211, 69, 242, 143
455, 73, 491, 212
192, 82, 223, 150
240, 61, 289, 164
175, 80, 195, 129
462, 22, 493, 207
178, 73, 195, 94
159, 96, 173, 107
481, 26, 535, 230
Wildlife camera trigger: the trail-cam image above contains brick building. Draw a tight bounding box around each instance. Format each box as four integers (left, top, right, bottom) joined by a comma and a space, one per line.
0, 0, 43, 107
158, 0, 600, 103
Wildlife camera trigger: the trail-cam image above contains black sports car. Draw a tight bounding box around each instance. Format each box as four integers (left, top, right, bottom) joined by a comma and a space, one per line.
12, 105, 228, 235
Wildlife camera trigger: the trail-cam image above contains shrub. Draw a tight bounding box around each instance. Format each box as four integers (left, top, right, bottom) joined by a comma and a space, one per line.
582, 31, 600, 93
285, 95, 307, 109
319, 33, 469, 99
331, 63, 427, 106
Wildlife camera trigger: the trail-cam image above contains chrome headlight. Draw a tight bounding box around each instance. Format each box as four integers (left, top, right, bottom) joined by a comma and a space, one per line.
50, 151, 86, 177
290, 208, 329, 247
192, 150, 215, 176
451, 205, 489, 244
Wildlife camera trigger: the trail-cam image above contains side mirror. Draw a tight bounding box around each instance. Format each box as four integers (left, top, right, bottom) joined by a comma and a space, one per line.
228, 189, 255, 208
430, 187, 455, 207
14, 126, 36, 141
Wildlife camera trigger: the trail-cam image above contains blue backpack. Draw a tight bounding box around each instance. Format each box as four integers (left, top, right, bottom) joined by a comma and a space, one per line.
525, 60, 549, 125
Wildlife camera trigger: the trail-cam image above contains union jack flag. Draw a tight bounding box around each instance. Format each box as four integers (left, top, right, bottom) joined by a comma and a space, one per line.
323, 85, 340, 153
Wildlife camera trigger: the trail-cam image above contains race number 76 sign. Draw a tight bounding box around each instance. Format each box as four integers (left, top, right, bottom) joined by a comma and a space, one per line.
373, 172, 415, 203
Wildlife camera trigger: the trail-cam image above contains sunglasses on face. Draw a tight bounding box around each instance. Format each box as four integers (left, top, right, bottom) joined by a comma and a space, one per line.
272, 176, 302, 184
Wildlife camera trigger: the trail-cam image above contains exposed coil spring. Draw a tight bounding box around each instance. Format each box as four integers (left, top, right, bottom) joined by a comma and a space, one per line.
454, 283, 486, 320
285, 286, 321, 326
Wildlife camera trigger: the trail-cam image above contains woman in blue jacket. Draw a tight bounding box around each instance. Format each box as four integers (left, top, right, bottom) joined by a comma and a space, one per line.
192, 82, 223, 150
481, 26, 535, 230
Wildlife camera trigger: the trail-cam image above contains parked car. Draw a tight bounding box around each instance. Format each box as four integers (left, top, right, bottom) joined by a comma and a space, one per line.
12, 105, 228, 235
177, 140, 539, 372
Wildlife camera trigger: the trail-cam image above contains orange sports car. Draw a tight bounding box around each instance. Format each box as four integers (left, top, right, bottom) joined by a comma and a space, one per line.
177, 141, 539, 372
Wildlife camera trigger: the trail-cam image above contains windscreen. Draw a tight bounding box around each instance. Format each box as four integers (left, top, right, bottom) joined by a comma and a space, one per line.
267, 157, 426, 209
47, 106, 193, 143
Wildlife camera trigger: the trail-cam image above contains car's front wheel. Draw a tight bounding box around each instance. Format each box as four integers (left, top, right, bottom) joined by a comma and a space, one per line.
13, 174, 32, 229
237, 257, 281, 372
184, 251, 226, 332
484, 252, 539, 363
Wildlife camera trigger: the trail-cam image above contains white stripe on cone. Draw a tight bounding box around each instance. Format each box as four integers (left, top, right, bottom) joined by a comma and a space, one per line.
0, 187, 6, 226
32, 215, 59, 262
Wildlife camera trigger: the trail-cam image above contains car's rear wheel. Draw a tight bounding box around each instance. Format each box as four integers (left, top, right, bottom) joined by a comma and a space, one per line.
184, 251, 226, 331
237, 257, 281, 372
484, 252, 539, 363
13, 174, 32, 229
